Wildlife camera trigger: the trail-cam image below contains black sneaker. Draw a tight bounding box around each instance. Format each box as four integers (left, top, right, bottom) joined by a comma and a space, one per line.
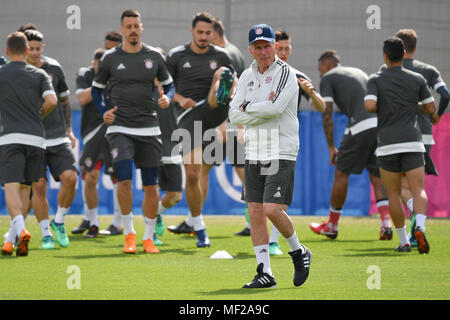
84, 225, 99, 238
71, 219, 90, 234
289, 245, 312, 287
395, 243, 411, 252
235, 227, 251, 236
414, 227, 430, 254
242, 263, 277, 289
99, 224, 123, 236
167, 221, 195, 235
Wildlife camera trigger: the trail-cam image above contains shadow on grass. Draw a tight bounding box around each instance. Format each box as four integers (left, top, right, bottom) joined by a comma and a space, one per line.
340, 247, 408, 257
196, 287, 298, 296
304, 239, 378, 243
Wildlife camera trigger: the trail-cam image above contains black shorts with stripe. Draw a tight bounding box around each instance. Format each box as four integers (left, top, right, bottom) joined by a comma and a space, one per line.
40, 143, 79, 181
79, 125, 114, 175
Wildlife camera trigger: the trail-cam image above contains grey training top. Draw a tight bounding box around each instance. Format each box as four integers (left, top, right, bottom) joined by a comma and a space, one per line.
93, 43, 173, 135
223, 42, 246, 78
320, 65, 377, 135
366, 66, 434, 156
0, 61, 55, 149
40, 56, 70, 141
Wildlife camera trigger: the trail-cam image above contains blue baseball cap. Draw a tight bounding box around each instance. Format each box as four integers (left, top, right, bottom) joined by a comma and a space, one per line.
248, 24, 275, 46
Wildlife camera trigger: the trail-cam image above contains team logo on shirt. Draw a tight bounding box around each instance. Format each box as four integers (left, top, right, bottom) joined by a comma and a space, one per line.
144, 59, 153, 69
248, 81, 254, 87
209, 60, 218, 70
265, 75, 272, 84
84, 157, 93, 168
111, 148, 119, 159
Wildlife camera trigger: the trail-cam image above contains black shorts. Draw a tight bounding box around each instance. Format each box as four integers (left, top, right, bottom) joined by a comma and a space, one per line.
336, 128, 379, 177
0, 144, 45, 185
424, 145, 438, 176
158, 163, 182, 192
41, 143, 79, 181
79, 125, 114, 175
202, 128, 245, 167
377, 152, 425, 173
177, 100, 229, 154
242, 159, 296, 205
106, 133, 161, 169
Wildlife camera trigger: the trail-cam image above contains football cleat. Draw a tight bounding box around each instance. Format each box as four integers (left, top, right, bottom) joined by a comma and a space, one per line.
196, 229, 210, 248
243, 263, 277, 289
269, 242, 283, 256
71, 219, 90, 235
235, 227, 251, 236
16, 229, 31, 257
155, 214, 165, 236
51, 220, 69, 248
153, 233, 164, 246
395, 243, 411, 252
309, 222, 338, 239
40, 236, 55, 250
84, 225, 99, 239
379, 227, 393, 240
1, 241, 13, 256
167, 221, 195, 235
216, 68, 234, 107
289, 245, 312, 287
99, 224, 123, 236
414, 227, 430, 254
143, 239, 160, 253
123, 233, 136, 254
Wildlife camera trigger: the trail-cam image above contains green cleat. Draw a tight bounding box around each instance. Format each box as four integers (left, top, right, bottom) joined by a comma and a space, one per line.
155, 214, 165, 237
50, 220, 69, 248
153, 233, 164, 246
269, 242, 283, 256
40, 236, 55, 250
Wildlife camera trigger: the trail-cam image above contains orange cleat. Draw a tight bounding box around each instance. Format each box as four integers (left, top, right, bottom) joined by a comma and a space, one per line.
16, 229, 31, 256
123, 233, 136, 254
143, 239, 160, 253
1, 241, 13, 256
379, 227, 393, 240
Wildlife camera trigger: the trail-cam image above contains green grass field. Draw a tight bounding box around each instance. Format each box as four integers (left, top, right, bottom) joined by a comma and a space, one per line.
0, 215, 449, 300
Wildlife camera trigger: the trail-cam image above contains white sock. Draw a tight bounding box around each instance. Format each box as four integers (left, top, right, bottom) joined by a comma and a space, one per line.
254, 244, 273, 276
122, 213, 136, 235
285, 231, 303, 253
83, 204, 90, 221
191, 214, 206, 231
82, 180, 90, 221
39, 219, 52, 238
246, 222, 251, 229
396, 226, 409, 245
269, 224, 281, 244
112, 184, 122, 228
143, 217, 156, 240
12, 215, 25, 237
406, 198, 414, 214
185, 212, 194, 227
6, 221, 16, 243
157, 201, 168, 216
415, 213, 427, 232
87, 208, 99, 227
54, 206, 69, 224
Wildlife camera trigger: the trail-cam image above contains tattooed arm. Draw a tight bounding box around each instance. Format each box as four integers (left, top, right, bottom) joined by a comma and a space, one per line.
322, 101, 338, 166
60, 95, 76, 148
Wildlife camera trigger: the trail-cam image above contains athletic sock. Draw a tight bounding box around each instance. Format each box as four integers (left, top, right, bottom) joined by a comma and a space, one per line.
143, 217, 156, 240
6, 221, 16, 243
185, 212, 194, 227
157, 201, 168, 216
396, 226, 409, 245
328, 207, 342, 230
82, 180, 90, 221
191, 214, 206, 231
111, 183, 122, 228
122, 213, 136, 235
269, 224, 281, 244
377, 200, 391, 228
285, 231, 303, 253
54, 206, 69, 224
12, 215, 25, 237
254, 244, 273, 276
86, 208, 99, 227
415, 213, 427, 232
39, 219, 52, 238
